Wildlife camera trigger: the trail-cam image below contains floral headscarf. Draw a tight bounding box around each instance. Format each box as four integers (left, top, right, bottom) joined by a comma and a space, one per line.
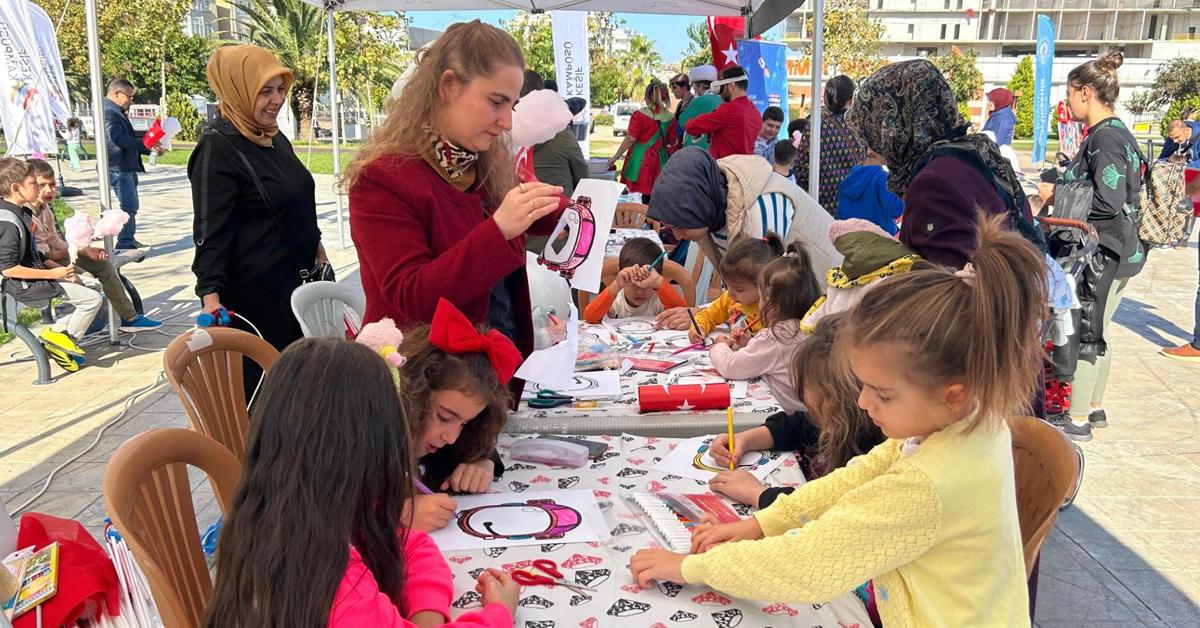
848, 59, 1038, 248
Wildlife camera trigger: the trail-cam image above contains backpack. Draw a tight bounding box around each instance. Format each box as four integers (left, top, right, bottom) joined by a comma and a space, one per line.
1137, 138, 1195, 246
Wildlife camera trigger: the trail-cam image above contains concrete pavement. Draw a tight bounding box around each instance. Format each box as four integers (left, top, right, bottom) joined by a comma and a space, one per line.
2, 157, 1198, 627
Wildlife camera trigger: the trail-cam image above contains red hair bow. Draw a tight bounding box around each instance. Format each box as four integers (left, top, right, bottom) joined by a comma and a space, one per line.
429, 298, 523, 385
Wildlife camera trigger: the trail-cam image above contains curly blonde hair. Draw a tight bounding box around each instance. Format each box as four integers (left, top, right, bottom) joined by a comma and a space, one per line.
340, 20, 524, 205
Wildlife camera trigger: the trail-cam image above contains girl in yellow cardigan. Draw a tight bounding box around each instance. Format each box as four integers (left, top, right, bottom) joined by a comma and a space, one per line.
631, 214, 1045, 627
686, 233, 783, 344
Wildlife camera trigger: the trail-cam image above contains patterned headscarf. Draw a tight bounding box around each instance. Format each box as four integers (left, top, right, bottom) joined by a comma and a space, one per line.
848, 59, 1033, 243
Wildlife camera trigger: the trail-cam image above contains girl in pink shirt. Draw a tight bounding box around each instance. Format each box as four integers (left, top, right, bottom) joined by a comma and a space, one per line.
708, 242, 823, 413
202, 337, 518, 628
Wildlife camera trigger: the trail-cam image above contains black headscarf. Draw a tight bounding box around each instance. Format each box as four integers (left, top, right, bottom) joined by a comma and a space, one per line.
646, 146, 729, 231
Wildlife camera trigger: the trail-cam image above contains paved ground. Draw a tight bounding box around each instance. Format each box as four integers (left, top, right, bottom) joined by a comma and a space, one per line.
2, 155, 1199, 627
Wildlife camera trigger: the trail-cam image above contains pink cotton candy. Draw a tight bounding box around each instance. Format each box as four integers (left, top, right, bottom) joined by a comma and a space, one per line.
93, 209, 129, 238
63, 211, 94, 260
510, 89, 573, 148
354, 317, 406, 367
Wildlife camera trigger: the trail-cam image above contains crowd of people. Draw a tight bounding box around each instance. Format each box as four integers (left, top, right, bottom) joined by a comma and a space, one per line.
9, 14, 1200, 628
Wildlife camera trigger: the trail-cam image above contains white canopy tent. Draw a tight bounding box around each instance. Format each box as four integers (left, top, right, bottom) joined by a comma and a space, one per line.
77, 0, 821, 314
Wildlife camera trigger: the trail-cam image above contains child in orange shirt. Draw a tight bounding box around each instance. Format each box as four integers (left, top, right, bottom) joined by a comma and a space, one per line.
583, 237, 687, 323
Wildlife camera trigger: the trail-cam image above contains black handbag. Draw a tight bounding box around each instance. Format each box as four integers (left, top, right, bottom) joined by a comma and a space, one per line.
211, 132, 333, 284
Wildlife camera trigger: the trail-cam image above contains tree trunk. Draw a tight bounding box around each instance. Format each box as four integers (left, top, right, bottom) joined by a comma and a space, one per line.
292, 83, 315, 143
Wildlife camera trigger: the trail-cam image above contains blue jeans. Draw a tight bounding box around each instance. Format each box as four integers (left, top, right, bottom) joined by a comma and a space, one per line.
109, 171, 139, 247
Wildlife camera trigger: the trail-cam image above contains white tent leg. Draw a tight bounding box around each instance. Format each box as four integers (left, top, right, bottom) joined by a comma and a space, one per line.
809, 0, 823, 197
85, 0, 118, 343
327, 10, 345, 250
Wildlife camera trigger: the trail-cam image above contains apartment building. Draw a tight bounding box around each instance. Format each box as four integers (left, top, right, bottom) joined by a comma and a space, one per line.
785, 0, 1200, 111
183, 0, 248, 41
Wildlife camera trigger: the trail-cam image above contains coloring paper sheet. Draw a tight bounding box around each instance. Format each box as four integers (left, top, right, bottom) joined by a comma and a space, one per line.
429, 490, 609, 551
540, 179, 625, 294
521, 370, 622, 400
515, 303, 580, 390
651, 435, 786, 482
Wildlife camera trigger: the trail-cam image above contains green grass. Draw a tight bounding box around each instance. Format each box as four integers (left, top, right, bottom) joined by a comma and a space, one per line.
0, 308, 45, 346
156, 147, 353, 176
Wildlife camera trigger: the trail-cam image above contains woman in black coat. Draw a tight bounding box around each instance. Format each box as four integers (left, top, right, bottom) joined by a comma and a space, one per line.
189, 45, 327, 396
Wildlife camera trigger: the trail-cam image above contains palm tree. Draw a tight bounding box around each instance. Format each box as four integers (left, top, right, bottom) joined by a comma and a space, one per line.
236, 0, 324, 140
615, 33, 662, 103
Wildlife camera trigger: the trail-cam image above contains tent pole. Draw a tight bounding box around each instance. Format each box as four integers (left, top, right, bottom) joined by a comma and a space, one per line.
809, 0, 823, 197
85, 0, 118, 344
327, 9, 345, 250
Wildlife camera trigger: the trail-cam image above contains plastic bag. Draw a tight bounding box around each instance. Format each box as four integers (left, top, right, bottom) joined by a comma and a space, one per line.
532, 305, 568, 350
575, 331, 621, 371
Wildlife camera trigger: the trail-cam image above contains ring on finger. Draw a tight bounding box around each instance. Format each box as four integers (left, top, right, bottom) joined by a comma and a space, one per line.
519, 182, 528, 193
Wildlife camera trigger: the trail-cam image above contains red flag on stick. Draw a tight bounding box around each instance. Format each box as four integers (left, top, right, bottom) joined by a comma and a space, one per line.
708, 17, 746, 72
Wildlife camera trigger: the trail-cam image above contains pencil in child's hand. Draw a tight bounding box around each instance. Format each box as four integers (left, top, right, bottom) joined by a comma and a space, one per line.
686, 308, 702, 337
646, 250, 668, 273
727, 406, 735, 471
731, 315, 762, 341
414, 479, 434, 495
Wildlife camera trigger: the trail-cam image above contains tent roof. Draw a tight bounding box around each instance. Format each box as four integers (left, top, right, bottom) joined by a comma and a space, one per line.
304, 0, 766, 19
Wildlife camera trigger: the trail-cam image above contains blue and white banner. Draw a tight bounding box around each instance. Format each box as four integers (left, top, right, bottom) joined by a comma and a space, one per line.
736, 39, 790, 137
1033, 14, 1055, 165
551, 10, 590, 156
0, 0, 63, 155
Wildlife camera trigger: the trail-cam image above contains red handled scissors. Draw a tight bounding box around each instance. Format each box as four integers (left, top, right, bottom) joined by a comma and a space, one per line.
512, 559, 597, 594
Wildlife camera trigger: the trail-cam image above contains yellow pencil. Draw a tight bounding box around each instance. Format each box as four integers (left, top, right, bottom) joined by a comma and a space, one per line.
727, 406, 735, 471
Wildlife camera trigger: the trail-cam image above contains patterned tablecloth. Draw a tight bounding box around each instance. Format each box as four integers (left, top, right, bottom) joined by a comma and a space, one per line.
507, 322, 785, 438
605, 228, 663, 259
442, 433, 872, 628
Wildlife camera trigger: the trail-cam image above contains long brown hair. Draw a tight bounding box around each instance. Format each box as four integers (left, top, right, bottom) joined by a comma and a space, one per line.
203, 338, 414, 628
341, 20, 524, 204
759, 242, 822, 339
842, 212, 1048, 431
791, 313, 883, 473
400, 325, 512, 488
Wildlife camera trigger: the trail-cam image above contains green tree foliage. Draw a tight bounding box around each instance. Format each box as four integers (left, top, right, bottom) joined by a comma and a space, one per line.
1149, 57, 1200, 107
679, 21, 713, 72
237, 0, 325, 140
32, 0, 127, 105
1006, 56, 1034, 139
1124, 90, 1156, 117
334, 13, 407, 128
932, 46, 983, 123
104, 33, 213, 106
803, 0, 886, 79
166, 91, 205, 142
1163, 95, 1200, 138
615, 34, 662, 103
505, 12, 555, 80
590, 57, 622, 108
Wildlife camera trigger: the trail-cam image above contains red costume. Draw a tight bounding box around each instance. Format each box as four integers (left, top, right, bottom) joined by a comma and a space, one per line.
683, 95, 761, 159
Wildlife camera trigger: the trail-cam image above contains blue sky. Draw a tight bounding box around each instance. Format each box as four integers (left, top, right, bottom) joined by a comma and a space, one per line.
406, 11, 705, 64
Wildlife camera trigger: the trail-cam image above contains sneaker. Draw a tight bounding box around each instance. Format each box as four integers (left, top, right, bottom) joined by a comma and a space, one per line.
114, 240, 146, 250
120, 314, 162, 332
42, 342, 79, 373
1047, 412, 1093, 442
39, 329, 84, 356
1088, 408, 1108, 429
73, 355, 86, 368
1162, 343, 1200, 363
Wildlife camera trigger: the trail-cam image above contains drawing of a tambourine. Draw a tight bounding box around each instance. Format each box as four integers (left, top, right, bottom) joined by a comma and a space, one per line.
456, 498, 582, 540
693, 443, 771, 473
537, 196, 595, 280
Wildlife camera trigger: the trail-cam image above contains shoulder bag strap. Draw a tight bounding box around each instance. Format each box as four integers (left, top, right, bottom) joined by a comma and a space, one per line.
209, 131, 310, 275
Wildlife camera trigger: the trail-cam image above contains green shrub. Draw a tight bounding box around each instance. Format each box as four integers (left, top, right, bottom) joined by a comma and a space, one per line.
1162, 96, 1200, 138
594, 113, 613, 126
1007, 56, 1035, 139
167, 91, 206, 142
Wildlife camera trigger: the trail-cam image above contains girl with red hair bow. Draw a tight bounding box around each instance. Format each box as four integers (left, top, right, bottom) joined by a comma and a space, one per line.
397, 299, 524, 532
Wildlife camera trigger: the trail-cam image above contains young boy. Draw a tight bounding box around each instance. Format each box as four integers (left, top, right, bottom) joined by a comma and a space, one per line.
0, 158, 103, 372
773, 141, 797, 184
836, 147, 905, 235
583, 237, 687, 324
26, 160, 160, 331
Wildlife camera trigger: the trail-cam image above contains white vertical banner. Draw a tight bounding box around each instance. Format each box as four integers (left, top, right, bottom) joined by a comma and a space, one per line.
551, 10, 590, 157
0, 0, 58, 155
27, 2, 73, 122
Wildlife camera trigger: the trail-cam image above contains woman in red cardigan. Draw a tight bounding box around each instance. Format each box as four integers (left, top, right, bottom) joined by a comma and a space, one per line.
344, 20, 564, 357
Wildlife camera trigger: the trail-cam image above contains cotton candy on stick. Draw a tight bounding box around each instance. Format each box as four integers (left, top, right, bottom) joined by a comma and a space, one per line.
63, 211, 94, 260
158, 117, 182, 150
510, 89, 574, 183
94, 209, 129, 239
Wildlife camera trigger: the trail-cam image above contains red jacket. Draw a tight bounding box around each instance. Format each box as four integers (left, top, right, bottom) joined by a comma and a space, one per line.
349, 156, 563, 357
684, 95, 761, 159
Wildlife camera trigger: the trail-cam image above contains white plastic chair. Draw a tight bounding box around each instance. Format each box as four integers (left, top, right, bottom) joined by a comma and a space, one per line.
290, 282, 366, 339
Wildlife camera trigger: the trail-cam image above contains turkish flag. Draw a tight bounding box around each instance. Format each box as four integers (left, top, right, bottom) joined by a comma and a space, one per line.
708, 17, 746, 72
638, 383, 731, 413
